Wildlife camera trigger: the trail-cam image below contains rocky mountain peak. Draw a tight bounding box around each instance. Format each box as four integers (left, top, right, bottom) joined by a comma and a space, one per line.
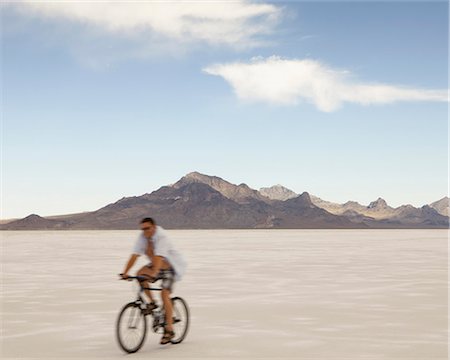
343, 200, 361, 206
259, 184, 298, 201
173, 171, 229, 189
285, 191, 314, 208
368, 197, 388, 209
429, 196, 449, 216
25, 214, 43, 219
184, 171, 209, 180
172, 171, 267, 204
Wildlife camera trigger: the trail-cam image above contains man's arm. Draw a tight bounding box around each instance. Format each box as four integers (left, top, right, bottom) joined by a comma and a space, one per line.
121, 254, 140, 278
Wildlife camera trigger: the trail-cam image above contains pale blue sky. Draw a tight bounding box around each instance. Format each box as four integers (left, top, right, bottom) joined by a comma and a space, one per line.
1, 1, 448, 219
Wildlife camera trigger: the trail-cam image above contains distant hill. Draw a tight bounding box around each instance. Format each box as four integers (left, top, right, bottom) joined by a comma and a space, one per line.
309, 195, 448, 227
429, 197, 449, 216
1, 172, 448, 230
3, 214, 69, 229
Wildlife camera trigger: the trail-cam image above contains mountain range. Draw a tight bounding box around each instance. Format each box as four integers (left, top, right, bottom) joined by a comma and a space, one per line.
1, 171, 448, 230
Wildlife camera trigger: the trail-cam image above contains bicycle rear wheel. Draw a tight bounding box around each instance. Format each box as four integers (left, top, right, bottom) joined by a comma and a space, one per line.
116, 302, 147, 353
170, 297, 189, 344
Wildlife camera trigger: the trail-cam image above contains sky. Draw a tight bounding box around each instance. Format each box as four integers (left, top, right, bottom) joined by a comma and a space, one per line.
1, 0, 449, 219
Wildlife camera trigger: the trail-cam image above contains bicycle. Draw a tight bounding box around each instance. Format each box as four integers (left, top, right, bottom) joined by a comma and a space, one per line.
116, 274, 190, 353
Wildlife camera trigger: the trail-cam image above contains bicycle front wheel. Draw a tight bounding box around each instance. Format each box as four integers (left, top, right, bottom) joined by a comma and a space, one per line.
170, 296, 190, 344
116, 302, 147, 353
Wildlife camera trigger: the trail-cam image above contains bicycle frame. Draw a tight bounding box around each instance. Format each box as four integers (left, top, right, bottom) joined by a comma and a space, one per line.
125, 275, 163, 305
119, 275, 168, 332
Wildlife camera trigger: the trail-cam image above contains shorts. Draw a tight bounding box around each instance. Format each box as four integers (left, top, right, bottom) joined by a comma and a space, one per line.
145, 263, 175, 291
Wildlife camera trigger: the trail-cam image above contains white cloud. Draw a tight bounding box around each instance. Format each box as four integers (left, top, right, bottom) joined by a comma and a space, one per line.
203, 56, 449, 112
11, 1, 281, 49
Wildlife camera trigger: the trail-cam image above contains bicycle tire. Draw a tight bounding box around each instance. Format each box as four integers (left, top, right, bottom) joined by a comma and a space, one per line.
116, 302, 147, 353
170, 296, 190, 344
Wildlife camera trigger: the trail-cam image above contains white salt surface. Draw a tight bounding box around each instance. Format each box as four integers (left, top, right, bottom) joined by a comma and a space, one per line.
1, 229, 448, 359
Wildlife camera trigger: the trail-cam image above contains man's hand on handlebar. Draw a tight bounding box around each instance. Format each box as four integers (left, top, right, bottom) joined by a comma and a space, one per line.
119, 273, 130, 280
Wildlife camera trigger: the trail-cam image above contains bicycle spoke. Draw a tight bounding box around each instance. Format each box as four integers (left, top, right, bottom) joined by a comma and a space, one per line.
117, 304, 147, 353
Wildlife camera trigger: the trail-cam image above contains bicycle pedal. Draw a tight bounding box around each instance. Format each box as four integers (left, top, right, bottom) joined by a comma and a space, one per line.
142, 304, 158, 315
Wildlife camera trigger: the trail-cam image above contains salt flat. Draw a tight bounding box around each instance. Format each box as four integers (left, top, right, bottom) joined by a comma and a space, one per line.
1, 229, 448, 359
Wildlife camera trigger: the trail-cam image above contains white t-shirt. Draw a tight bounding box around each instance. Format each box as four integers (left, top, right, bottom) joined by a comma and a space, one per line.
133, 225, 187, 281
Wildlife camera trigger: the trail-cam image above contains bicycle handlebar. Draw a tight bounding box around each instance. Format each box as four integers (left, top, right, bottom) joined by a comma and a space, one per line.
118, 274, 163, 291
118, 274, 152, 282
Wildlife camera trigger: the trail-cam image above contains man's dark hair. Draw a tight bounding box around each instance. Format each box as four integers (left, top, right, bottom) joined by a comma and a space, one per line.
140, 217, 155, 225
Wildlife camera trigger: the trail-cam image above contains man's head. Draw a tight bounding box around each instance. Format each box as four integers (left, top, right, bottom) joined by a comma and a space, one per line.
140, 217, 156, 238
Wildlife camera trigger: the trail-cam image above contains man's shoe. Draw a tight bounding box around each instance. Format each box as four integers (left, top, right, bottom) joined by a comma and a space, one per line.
160, 329, 175, 344
142, 302, 157, 315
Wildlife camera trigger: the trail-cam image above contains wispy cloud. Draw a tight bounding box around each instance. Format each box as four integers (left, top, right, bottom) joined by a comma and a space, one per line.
203, 56, 449, 112
10, 1, 282, 49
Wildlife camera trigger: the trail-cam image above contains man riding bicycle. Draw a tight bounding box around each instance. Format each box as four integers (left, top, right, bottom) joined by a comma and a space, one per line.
120, 217, 187, 344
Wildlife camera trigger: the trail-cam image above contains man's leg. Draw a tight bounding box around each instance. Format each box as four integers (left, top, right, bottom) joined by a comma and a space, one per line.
162, 289, 173, 331
138, 259, 171, 304
137, 265, 155, 303
159, 267, 176, 344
